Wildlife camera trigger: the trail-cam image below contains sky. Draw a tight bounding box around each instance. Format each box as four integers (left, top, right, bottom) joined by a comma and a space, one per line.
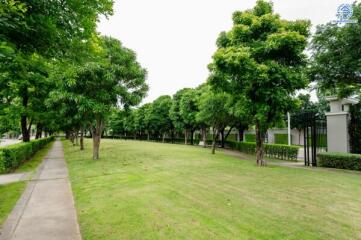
97, 0, 353, 103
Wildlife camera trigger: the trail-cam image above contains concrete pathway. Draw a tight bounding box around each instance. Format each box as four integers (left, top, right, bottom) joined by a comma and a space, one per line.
0, 140, 81, 240
221, 149, 308, 169
0, 173, 30, 185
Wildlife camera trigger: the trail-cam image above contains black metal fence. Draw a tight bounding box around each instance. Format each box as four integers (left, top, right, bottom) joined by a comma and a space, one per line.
292, 111, 327, 166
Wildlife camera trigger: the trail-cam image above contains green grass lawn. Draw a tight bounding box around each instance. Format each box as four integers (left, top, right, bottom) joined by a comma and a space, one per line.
63, 139, 361, 240
0, 182, 26, 225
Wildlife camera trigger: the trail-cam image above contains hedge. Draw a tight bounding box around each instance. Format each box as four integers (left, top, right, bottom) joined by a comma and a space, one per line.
226, 141, 299, 161
245, 134, 256, 142
274, 134, 288, 145
318, 152, 361, 171
0, 136, 54, 173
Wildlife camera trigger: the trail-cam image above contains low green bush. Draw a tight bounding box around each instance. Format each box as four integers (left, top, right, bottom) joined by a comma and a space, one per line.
245, 134, 256, 142
225, 141, 299, 161
0, 137, 54, 173
318, 152, 361, 171
274, 134, 288, 145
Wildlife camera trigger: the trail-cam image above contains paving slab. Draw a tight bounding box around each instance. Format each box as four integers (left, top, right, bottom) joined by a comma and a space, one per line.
0, 173, 30, 185
0, 140, 81, 240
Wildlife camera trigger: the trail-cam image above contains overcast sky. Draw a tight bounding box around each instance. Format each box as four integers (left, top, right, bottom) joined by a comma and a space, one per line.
98, 0, 353, 103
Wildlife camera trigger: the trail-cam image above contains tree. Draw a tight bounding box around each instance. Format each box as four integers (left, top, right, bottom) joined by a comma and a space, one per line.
197, 91, 232, 154
310, 2, 361, 97
52, 37, 148, 159
179, 88, 200, 145
208, 0, 310, 165
0, 53, 50, 141
0, 0, 113, 142
149, 96, 173, 142
170, 88, 190, 144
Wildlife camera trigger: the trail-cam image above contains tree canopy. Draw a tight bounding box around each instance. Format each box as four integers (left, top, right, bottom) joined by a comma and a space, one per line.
310, 2, 361, 97
208, 0, 310, 165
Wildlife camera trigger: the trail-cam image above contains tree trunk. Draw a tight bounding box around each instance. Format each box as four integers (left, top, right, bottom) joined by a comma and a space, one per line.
202, 128, 207, 148
92, 134, 100, 160
255, 120, 266, 166
190, 129, 194, 145
147, 132, 150, 141
35, 123, 43, 139
70, 132, 74, 144
91, 118, 104, 160
211, 128, 218, 154
75, 131, 79, 146
184, 130, 188, 145
162, 133, 166, 143
21, 116, 31, 142
224, 126, 234, 142
20, 89, 31, 142
238, 129, 244, 142
171, 130, 174, 144
220, 128, 225, 148
80, 127, 84, 150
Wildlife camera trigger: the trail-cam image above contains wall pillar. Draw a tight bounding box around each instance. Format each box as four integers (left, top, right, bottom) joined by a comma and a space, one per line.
325, 97, 359, 153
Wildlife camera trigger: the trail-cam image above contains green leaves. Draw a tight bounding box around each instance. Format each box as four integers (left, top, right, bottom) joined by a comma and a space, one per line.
310, 2, 361, 97
209, 0, 310, 130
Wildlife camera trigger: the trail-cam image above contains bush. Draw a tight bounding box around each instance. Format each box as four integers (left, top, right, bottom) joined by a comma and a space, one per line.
0, 136, 54, 173
318, 152, 361, 171
274, 134, 288, 145
245, 134, 256, 142
225, 141, 299, 161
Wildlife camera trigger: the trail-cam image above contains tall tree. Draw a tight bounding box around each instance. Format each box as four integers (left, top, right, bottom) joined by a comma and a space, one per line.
197, 91, 232, 154
150, 96, 174, 142
208, 0, 310, 165
179, 88, 200, 145
170, 88, 190, 144
52, 37, 148, 159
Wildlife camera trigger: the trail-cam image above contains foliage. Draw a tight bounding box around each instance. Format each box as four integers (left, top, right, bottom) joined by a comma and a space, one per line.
52, 36, 148, 159
208, 0, 310, 164
310, 2, 361, 97
197, 92, 231, 132
0, 182, 26, 225
0, 136, 54, 173
227, 141, 299, 161
150, 96, 173, 135
318, 152, 361, 171
245, 134, 256, 142
274, 134, 288, 144
169, 88, 190, 132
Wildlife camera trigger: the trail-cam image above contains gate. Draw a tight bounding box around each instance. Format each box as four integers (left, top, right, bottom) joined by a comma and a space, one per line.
292, 111, 327, 166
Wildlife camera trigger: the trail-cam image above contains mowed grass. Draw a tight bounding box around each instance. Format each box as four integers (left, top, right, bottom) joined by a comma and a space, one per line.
63, 139, 361, 240
0, 182, 26, 225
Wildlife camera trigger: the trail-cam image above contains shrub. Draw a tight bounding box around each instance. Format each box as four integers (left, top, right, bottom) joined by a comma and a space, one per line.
0, 136, 54, 173
274, 134, 288, 145
225, 141, 299, 161
245, 134, 256, 142
318, 152, 361, 171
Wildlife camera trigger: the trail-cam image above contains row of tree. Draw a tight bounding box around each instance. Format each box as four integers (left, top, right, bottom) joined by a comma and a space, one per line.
108, 84, 250, 154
